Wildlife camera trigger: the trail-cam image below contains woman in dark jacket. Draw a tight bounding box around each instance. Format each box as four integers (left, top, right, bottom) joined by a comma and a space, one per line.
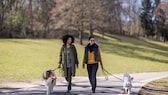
82, 35, 104, 93
58, 35, 79, 93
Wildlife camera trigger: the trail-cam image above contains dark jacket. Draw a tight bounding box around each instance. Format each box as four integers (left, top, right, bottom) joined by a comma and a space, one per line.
59, 44, 79, 77
83, 43, 102, 64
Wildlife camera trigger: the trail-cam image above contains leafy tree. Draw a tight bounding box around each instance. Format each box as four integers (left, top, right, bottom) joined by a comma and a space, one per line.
140, 0, 160, 37
140, 0, 154, 36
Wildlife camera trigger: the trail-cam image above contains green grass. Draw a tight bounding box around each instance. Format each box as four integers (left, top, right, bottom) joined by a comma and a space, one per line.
0, 33, 168, 82
139, 77, 168, 95
97, 34, 168, 74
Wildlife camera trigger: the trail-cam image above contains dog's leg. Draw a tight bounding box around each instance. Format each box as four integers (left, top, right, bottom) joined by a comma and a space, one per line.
125, 88, 128, 94
123, 87, 126, 94
127, 87, 131, 95
46, 86, 50, 95
46, 82, 52, 95
51, 84, 54, 93
123, 88, 125, 94
128, 90, 130, 95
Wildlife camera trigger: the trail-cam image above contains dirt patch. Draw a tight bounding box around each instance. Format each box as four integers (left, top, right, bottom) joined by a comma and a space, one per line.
138, 77, 168, 95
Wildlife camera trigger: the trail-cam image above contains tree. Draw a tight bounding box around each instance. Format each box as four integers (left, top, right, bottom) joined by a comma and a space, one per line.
122, 0, 142, 36
154, 1, 168, 42
0, 0, 5, 34
140, 0, 160, 37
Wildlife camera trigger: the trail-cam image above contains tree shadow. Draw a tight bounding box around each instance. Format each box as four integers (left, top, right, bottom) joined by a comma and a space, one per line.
0, 39, 52, 46
98, 33, 168, 64
0, 86, 46, 95
139, 86, 168, 95
141, 86, 168, 92
0, 79, 141, 95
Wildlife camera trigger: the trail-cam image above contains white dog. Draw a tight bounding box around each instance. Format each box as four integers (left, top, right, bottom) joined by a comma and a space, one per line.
123, 73, 133, 95
43, 70, 57, 95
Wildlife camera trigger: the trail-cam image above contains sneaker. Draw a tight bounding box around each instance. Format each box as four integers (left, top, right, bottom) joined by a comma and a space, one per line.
68, 85, 71, 90
92, 88, 95, 93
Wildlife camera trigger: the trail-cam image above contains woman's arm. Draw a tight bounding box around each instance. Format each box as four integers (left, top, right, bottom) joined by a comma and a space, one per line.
58, 46, 63, 68
73, 45, 79, 65
98, 49, 104, 69
82, 48, 87, 69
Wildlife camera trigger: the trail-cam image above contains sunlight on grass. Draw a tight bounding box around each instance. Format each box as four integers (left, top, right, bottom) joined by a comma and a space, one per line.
0, 33, 168, 82
139, 77, 168, 95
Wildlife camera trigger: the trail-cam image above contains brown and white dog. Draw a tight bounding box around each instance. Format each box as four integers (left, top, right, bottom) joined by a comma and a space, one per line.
43, 70, 57, 95
123, 73, 133, 95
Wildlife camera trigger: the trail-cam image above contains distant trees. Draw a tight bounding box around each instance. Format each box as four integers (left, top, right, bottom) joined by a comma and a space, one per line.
0, 0, 167, 42
154, 1, 168, 42
139, 0, 168, 42
122, 0, 141, 36
140, 0, 158, 37
0, 0, 56, 38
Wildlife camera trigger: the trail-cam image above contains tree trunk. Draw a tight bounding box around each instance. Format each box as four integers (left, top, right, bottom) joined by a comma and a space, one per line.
79, 29, 83, 45
163, 31, 166, 43
0, 0, 4, 33
89, 22, 93, 36
29, 0, 33, 31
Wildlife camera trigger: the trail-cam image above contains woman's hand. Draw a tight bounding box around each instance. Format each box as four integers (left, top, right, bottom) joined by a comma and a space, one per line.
82, 63, 85, 69
58, 64, 61, 68
101, 64, 104, 70
76, 64, 78, 69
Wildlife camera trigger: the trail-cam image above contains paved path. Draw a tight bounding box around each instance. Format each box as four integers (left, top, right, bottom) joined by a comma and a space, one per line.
0, 72, 168, 95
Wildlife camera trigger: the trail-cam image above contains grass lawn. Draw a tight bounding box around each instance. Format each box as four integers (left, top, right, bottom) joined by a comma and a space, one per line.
0, 33, 168, 82
139, 77, 168, 95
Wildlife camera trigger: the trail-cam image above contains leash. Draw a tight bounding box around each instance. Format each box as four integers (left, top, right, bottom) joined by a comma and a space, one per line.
53, 67, 59, 71
50, 67, 62, 76
102, 68, 123, 81
102, 69, 109, 80
53, 67, 62, 73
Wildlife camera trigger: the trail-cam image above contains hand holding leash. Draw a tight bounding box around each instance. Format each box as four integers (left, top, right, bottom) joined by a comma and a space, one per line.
102, 68, 123, 81
101, 65, 104, 70
76, 64, 78, 69
82, 63, 85, 69
58, 64, 61, 68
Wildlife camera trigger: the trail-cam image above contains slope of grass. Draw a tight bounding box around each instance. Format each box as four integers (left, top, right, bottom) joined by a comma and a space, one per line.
139, 77, 168, 95
0, 39, 61, 82
0, 33, 168, 82
96, 33, 168, 74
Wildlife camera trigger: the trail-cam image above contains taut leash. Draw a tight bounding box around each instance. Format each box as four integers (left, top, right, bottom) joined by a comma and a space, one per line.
53, 67, 59, 71
102, 68, 109, 80
51, 67, 62, 76
102, 68, 123, 81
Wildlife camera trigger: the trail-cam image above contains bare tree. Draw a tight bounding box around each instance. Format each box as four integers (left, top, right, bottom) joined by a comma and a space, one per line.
0, 0, 5, 33
154, 1, 168, 42
122, 0, 141, 36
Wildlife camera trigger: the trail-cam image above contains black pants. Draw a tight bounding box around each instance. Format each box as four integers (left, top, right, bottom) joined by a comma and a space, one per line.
87, 63, 98, 90
65, 68, 72, 91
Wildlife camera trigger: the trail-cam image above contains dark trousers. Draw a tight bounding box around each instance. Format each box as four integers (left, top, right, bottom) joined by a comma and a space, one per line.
65, 68, 72, 91
87, 63, 98, 90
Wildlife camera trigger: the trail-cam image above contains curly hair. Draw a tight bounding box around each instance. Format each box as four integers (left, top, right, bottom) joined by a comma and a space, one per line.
62, 34, 74, 44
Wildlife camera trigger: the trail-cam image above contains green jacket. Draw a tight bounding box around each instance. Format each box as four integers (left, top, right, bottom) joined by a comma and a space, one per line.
59, 44, 79, 77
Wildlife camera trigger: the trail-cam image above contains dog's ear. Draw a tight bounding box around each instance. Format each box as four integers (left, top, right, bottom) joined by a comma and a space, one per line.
42, 71, 47, 79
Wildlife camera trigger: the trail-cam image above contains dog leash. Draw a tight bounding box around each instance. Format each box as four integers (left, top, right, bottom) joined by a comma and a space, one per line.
53, 67, 63, 74
102, 68, 123, 81
53, 67, 59, 71
102, 69, 109, 80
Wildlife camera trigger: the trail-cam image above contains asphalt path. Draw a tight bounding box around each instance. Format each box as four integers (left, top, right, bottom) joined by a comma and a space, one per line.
0, 72, 168, 95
